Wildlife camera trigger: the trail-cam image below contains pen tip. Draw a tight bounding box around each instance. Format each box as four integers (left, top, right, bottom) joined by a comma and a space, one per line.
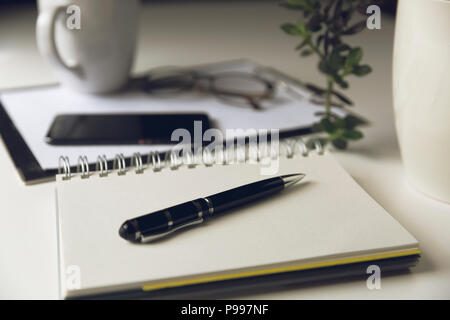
281, 173, 306, 188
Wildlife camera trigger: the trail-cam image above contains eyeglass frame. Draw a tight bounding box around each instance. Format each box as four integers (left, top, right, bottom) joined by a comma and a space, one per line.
135, 68, 276, 110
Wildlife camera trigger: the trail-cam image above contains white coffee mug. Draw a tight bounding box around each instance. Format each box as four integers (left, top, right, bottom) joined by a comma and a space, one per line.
393, 0, 450, 202
36, 0, 140, 94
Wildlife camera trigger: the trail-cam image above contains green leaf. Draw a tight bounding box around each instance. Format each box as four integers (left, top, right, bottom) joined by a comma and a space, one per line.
335, 117, 345, 129
337, 79, 349, 89
343, 129, 364, 140
305, 83, 353, 106
288, 0, 314, 11
333, 0, 343, 20
281, 23, 300, 36
296, 19, 308, 37
332, 138, 348, 149
324, 31, 330, 56
307, 14, 322, 32
343, 115, 364, 129
334, 44, 351, 53
345, 47, 363, 69
295, 39, 308, 50
333, 74, 349, 89
341, 9, 353, 26
352, 65, 372, 76
305, 83, 326, 95
332, 90, 353, 105
329, 36, 343, 47
342, 20, 366, 35
320, 118, 336, 133
316, 34, 324, 47
328, 44, 350, 72
329, 50, 345, 71
318, 59, 333, 75
311, 122, 323, 133
300, 49, 313, 56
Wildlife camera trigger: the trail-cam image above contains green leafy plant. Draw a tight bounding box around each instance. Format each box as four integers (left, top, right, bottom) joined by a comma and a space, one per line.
281, 0, 380, 149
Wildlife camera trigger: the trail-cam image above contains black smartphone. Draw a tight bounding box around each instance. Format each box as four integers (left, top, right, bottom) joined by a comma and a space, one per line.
45, 113, 211, 145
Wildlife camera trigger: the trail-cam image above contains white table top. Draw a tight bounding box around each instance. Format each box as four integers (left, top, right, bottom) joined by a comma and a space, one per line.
1, 1, 449, 299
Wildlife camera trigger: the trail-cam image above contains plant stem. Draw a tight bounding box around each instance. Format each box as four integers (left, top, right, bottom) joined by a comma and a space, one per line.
325, 76, 334, 119
305, 37, 324, 60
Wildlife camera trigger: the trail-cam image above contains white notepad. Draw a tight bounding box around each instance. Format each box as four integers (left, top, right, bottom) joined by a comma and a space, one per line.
55, 148, 420, 299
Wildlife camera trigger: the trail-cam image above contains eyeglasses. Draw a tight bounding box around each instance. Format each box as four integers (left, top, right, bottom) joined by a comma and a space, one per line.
134, 67, 276, 110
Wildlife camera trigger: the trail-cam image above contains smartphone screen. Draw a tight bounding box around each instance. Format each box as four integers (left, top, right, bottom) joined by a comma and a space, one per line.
45, 113, 211, 145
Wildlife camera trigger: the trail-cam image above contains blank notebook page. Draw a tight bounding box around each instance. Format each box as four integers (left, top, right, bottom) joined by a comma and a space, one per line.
55, 153, 418, 298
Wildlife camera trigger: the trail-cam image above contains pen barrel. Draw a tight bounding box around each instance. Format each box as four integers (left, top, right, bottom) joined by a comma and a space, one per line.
208, 177, 284, 214
125, 176, 285, 241
135, 200, 208, 236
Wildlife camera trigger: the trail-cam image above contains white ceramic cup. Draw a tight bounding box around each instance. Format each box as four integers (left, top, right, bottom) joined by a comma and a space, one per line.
36, 0, 140, 94
393, 0, 450, 202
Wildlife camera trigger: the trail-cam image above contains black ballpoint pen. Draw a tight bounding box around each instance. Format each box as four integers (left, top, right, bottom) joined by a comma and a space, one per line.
119, 173, 305, 243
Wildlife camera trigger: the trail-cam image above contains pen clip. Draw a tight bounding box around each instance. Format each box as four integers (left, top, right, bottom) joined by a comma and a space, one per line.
140, 217, 204, 243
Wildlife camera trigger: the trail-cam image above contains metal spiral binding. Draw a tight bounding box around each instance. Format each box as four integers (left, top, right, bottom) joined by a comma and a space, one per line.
281, 137, 323, 158
58, 156, 71, 180
182, 149, 197, 168
113, 154, 127, 175
131, 152, 144, 174
57, 137, 324, 180
96, 155, 109, 177
77, 155, 90, 179
166, 149, 183, 170
202, 148, 215, 167
236, 144, 247, 163
147, 151, 162, 171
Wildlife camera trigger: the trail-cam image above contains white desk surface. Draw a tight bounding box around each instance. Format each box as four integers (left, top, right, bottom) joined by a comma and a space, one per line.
0, 1, 449, 299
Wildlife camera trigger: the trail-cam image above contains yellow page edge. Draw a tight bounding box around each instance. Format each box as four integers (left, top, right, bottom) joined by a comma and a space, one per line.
142, 249, 421, 292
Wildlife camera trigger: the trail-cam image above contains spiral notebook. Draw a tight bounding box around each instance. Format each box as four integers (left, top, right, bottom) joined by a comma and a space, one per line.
55, 139, 420, 299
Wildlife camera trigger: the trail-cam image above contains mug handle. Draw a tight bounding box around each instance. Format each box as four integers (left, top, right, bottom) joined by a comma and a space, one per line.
36, 5, 83, 77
